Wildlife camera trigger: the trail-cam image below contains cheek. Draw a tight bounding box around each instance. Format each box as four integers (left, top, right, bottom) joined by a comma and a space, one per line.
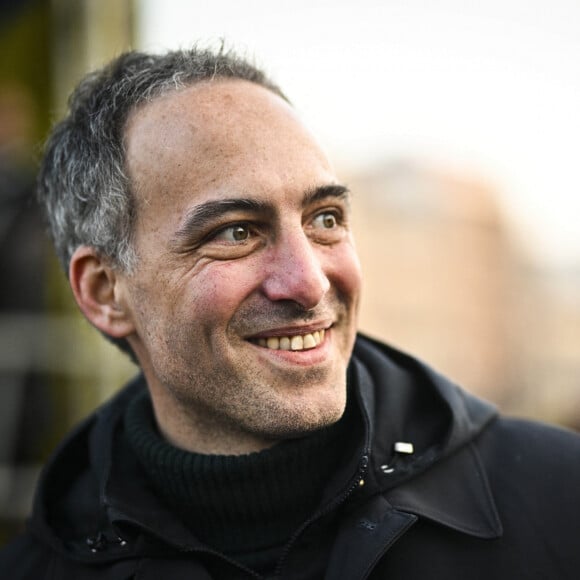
329, 243, 363, 303
186, 260, 263, 320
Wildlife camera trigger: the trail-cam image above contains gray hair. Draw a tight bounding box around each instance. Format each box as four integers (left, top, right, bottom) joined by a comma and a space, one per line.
38, 44, 287, 275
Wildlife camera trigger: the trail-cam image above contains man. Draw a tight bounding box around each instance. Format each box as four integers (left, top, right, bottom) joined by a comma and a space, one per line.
1, 45, 579, 579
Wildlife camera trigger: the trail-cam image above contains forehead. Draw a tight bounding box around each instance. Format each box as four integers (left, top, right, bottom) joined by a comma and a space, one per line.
127, 79, 288, 144
123, 80, 338, 244
124, 79, 333, 191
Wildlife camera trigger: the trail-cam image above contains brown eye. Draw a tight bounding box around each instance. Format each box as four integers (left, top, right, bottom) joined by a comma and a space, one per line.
232, 225, 249, 241
313, 212, 338, 229
323, 214, 337, 228
214, 224, 251, 243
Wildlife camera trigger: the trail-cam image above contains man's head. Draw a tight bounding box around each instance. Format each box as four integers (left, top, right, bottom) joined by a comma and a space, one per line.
40, 46, 362, 454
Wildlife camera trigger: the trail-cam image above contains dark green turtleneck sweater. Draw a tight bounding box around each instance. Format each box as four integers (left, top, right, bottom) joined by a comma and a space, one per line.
124, 389, 355, 573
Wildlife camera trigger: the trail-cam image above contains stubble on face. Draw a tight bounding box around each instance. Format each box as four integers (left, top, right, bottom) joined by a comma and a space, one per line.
139, 292, 355, 453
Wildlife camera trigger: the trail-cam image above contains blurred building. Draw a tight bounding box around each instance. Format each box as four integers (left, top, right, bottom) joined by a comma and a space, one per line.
350, 159, 580, 427
509, 268, 580, 428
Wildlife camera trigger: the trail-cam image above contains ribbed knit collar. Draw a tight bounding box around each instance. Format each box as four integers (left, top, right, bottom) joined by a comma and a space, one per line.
125, 389, 354, 566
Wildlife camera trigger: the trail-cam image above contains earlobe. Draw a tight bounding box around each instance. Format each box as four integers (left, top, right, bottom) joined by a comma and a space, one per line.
69, 246, 135, 338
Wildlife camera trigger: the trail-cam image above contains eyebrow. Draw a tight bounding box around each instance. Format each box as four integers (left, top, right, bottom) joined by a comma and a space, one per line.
172, 198, 269, 243
172, 183, 350, 244
302, 183, 350, 207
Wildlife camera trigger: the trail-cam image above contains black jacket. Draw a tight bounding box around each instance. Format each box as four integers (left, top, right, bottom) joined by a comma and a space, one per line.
2, 334, 580, 579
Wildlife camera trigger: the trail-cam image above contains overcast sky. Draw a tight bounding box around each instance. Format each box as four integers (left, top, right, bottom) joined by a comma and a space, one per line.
137, 0, 580, 268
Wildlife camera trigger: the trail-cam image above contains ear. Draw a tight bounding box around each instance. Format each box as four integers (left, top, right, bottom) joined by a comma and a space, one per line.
69, 246, 135, 339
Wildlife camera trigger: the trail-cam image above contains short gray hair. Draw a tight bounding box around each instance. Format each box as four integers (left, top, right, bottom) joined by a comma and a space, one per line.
38, 44, 286, 274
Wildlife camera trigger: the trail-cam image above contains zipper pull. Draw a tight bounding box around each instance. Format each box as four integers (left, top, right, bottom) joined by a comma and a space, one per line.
357, 454, 370, 487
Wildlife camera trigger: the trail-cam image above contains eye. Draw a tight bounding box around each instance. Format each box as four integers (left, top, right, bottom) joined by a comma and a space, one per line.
306, 208, 348, 245
213, 223, 252, 243
312, 212, 339, 230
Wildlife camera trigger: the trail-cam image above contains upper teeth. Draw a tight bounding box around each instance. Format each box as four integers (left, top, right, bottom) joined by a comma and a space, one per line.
256, 329, 325, 351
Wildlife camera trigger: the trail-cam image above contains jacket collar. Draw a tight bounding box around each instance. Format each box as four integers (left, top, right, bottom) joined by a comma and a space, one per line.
352, 335, 502, 540
384, 441, 503, 538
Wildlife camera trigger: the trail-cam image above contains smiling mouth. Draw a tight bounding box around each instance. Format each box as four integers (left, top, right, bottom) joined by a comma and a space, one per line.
251, 329, 326, 352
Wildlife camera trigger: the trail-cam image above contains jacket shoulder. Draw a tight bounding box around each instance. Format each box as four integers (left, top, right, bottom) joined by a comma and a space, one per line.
477, 416, 580, 549
479, 415, 580, 475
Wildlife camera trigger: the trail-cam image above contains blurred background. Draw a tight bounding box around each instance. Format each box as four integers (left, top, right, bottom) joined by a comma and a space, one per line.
0, 0, 578, 545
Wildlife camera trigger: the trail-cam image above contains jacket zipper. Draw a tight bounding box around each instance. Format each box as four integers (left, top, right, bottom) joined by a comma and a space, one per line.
272, 451, 370, 578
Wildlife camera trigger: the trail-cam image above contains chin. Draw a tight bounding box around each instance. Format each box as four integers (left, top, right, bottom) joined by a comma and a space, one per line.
263, 396, 347, 440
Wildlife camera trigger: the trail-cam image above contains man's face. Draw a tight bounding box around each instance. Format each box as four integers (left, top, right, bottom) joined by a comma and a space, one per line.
119, 80, 362, 453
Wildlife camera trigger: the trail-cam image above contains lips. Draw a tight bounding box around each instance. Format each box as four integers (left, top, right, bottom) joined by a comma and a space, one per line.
252, 329, 326, 351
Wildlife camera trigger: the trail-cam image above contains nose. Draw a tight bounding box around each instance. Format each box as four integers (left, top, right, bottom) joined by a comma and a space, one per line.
261, 229, 330, 310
